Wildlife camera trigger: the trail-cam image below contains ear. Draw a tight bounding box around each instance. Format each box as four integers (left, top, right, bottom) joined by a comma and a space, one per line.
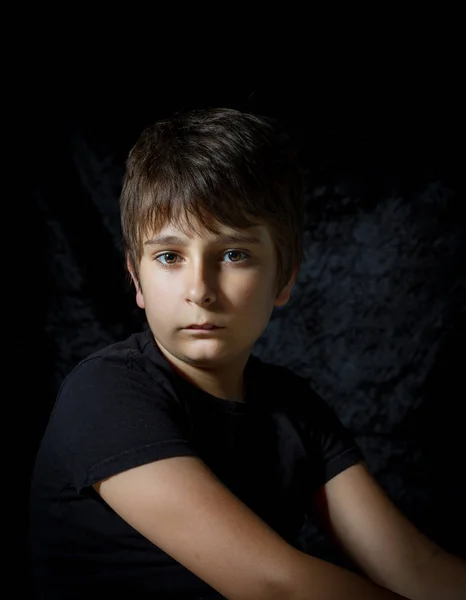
126, 256, 145, 310
274, 265, 299, 307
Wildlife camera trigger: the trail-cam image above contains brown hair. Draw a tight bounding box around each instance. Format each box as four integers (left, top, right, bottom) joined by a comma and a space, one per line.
120, 107, 305, 293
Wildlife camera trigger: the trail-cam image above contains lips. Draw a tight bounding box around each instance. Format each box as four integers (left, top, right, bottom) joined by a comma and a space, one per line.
187, 324, 220, 330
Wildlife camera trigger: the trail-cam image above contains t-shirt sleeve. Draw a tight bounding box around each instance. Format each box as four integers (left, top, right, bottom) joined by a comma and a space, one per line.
279, 368, 364, 489
305, 388, 364, 486
48, 353, 197, 493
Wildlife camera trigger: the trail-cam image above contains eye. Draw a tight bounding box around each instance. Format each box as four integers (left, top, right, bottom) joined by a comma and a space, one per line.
155, 252, 180, 266
223, 250, 249, 263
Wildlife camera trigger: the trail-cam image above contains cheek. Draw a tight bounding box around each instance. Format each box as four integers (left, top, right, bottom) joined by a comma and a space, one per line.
227, 272, 275, 306
142, 279, 182, 316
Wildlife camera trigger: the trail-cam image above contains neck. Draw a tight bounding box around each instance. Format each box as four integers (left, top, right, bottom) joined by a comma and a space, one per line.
180, 366, 246, 402
155, 341, 250, 402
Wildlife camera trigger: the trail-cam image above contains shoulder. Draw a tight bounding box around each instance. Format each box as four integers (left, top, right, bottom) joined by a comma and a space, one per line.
40, 330, 194, 489
61, 329, 167, 392
73, 328, 154, 370
248, 354, 306, 387
52, 329, 180, 424
248, 354, 349, 431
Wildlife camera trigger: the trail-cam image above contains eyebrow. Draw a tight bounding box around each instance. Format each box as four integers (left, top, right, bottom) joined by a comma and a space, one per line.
144, 233, 263, 246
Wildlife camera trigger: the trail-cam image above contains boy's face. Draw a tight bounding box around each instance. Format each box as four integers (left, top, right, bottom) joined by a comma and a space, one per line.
130, 216, 296, 372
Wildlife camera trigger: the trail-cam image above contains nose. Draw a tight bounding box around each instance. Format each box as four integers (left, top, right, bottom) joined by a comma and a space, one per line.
185, 260, 217, 306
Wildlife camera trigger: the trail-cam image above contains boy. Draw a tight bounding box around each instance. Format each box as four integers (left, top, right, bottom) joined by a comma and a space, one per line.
29, 108, 466, 599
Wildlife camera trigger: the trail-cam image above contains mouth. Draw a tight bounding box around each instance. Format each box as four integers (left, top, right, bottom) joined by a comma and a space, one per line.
185, 324, 223, 330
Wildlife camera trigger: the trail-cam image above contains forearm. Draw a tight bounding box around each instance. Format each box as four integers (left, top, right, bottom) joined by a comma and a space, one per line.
401, 545, 466, 600
280, 550, 408, 600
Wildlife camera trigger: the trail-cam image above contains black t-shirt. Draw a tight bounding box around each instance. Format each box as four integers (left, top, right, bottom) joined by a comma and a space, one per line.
29, 329, 362, 599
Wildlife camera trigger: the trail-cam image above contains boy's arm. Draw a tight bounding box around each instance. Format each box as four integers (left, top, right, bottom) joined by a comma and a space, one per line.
312, 462, 466, 600
95, 456, 405, 600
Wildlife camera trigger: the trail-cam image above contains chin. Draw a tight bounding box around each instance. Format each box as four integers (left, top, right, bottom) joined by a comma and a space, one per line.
181, 350, 229, 368
181, 340, 241, 367
156, 334, 249, 370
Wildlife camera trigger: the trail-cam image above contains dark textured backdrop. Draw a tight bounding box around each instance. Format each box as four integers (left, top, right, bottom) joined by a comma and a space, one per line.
25, 86, 464, 583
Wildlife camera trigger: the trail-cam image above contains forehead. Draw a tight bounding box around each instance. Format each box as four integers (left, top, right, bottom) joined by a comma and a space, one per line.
143, 218, 273, 247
